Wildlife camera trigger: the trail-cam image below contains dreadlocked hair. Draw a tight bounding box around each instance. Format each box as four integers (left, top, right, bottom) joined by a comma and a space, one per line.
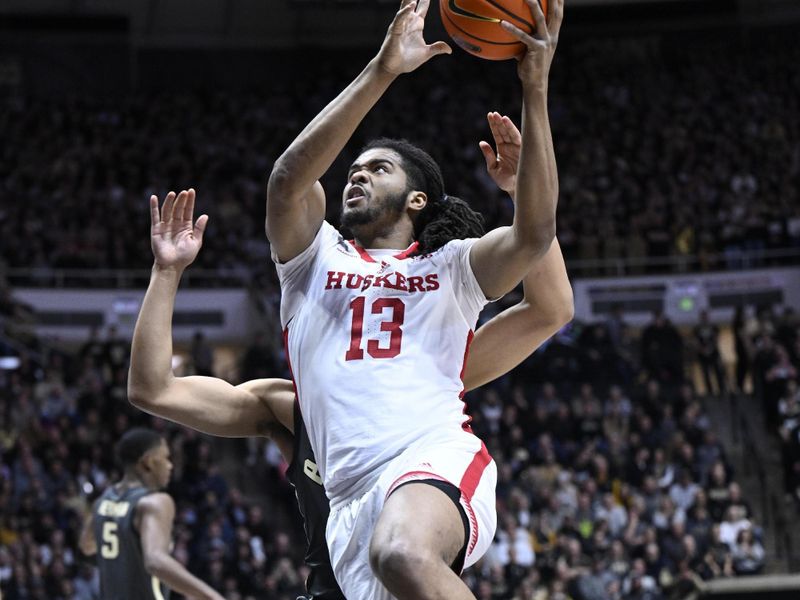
362, 138, 485, 255
414, 194, 485, 255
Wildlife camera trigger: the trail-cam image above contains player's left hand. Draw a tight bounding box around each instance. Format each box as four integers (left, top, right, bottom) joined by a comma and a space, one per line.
150, 189, 208, 271
376, 0, 452, 76
500, 0, 564, 90
479, 112, 522, 196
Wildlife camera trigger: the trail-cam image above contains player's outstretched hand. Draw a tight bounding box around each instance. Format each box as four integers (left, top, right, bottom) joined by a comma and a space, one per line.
376, 0, 452, 76
150, 189, 208, 271
479, 112, 522, 196
500, 0, 564, 90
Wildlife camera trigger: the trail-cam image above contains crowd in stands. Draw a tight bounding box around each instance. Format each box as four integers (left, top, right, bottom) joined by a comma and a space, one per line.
4, 257, 795, 598
0, 280, 307, 600
743, 305, 800, 512
1, 24, 799, 600
458, 300, 783, 600
1, 31, 799, 287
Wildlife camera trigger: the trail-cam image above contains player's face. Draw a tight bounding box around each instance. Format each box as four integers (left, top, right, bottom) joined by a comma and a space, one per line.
341, 148, 412, 233
144, 439, 173, 489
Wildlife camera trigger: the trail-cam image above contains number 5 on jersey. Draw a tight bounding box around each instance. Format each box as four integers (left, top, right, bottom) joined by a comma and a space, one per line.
346, 296, 405, 360
101, 521, 119, 559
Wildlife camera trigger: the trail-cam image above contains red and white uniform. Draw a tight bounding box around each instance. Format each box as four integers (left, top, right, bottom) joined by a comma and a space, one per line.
276, 222, 497, 595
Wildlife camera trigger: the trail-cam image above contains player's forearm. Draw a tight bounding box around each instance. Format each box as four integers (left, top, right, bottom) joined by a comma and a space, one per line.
78, 516, 97, 556
128, 265, 182, 405
268, 60, 395, 205
146, 553, 222, 600
520, 238, 573, 324
513, 88, 558, 254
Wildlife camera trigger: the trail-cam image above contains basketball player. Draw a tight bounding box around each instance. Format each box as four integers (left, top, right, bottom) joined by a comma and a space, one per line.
78, 428, 225, 600
128, 114, 571, 599
264, 0, 563, 596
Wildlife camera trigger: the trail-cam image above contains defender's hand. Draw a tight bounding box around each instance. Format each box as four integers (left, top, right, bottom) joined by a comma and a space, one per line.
479, 112, 522, 195
501, 0, 564, 90
150, 189, 208, 271
376, 0, 451, 76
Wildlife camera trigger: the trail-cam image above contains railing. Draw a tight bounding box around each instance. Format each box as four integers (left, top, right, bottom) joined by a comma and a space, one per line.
6, 246, 800, 289
4, 268, 254, 289
562, 246, 800, 278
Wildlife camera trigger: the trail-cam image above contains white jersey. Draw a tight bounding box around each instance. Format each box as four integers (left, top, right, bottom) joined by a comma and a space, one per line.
275, 221, 489, 505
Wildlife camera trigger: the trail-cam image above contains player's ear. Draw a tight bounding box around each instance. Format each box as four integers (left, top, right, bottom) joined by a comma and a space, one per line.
138, 452, 154, 473
406, 190, 427, 215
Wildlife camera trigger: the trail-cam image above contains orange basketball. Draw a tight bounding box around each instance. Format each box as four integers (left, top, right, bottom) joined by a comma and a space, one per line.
439, 0, 545, 61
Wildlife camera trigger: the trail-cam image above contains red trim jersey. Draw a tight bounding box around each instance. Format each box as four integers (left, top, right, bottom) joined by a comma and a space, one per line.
275, 222, 489, 505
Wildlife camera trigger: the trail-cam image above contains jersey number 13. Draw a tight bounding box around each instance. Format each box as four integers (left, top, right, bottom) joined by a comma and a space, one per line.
345, 296, 405, 360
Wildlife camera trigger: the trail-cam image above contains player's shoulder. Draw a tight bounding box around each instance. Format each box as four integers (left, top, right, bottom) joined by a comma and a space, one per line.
319, 221, 346, 246
278, 221, 345, 266
136, 491, 174, 515
307, 221, 355, 260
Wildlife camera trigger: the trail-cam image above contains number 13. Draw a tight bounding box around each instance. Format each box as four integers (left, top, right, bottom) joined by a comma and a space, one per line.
345, 297, 405, 360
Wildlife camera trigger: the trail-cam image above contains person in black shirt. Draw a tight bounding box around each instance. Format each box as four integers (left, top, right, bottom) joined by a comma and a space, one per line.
127, 116, 573, 598
79, 428, 224, 600
267, 405, 345, 600
693, 310, 727, 396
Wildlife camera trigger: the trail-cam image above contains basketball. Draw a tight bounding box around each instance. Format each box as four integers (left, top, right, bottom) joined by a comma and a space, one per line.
439, 0, 545, 61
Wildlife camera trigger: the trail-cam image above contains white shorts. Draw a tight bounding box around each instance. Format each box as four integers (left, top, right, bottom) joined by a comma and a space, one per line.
326, 434, 497, 600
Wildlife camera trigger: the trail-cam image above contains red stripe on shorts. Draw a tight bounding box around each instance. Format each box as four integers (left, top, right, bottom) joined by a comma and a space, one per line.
459, 442, 491, 502
459, 442, 492, 556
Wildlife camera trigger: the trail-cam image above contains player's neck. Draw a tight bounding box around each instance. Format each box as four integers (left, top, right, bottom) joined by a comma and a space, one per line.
350, 209, 417, 250
120, 472, 156, 491
353, 223, 414, 251
354, 235, 414, 251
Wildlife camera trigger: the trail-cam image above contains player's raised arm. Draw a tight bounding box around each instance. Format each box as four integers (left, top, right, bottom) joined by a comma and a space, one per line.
468, 0, 564, 300
137, 493, 225, 600
266, 0, 451, 262
128, 190, 290, 437
465, 113, 572, 390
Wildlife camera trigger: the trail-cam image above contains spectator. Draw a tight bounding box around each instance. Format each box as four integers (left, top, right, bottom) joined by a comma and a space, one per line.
731, 528, 765, 575
103, 326, 129, 376
669, 469, 700, 513
693, 310, 727, 396
190, 331, 215, 377
719, 506, 752, 549
641, 311, 684, 384
731, 307, 753, 394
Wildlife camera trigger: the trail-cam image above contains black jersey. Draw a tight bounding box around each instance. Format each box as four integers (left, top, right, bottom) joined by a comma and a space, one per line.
93, 484, 170, 600
285, 402, 346, 600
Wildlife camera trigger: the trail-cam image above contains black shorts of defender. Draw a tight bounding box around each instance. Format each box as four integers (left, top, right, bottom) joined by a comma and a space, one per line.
390, 478, 470, 574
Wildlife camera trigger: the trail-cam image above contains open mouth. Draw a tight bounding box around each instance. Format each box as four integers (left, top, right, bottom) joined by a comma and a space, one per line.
345, 185, 367, 206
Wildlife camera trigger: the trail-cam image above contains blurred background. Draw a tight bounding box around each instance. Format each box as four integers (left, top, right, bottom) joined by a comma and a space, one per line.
1, 0, 799, 598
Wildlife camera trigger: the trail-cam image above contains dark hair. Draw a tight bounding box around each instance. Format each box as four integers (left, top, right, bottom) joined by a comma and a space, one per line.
362, 138, 484, 254
115, 428, 163, 468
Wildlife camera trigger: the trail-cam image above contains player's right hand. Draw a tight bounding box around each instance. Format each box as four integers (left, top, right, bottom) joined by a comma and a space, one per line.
376, 0, 451, 76
150, 189, 208, 271
501, 0, 564, 91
